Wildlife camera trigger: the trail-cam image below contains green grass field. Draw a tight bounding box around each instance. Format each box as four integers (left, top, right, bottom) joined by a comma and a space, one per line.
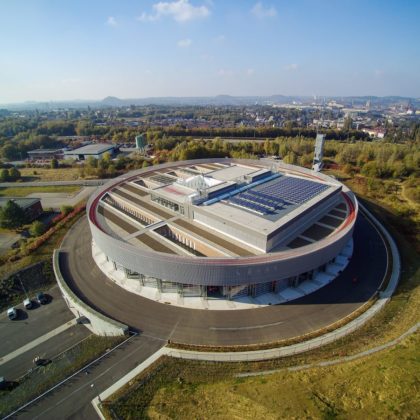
0, 185, 81, 197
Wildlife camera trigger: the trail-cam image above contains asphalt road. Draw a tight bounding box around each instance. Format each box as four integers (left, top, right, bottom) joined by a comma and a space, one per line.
61, 211, 388, 346
26, 186, 97, 210
0, 287, 91, 380
0, 179, 107, 188
1, 325, 90, 380
0, 287, 73, 358
17, 334, 164, 420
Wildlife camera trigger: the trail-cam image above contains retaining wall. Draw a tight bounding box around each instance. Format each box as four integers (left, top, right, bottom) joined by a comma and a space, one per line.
53, 249, 128, 336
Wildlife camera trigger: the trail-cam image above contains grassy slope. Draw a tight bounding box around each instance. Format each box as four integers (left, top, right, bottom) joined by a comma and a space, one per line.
147, 333, 419, 419
0, 185, 81, 197
0, 210, 85, 278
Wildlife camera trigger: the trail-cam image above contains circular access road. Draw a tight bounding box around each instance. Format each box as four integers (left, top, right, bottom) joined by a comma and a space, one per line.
59, 210, 388, 346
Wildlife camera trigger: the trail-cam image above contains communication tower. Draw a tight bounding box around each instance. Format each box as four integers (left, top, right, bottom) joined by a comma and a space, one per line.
312, 134, 326, 172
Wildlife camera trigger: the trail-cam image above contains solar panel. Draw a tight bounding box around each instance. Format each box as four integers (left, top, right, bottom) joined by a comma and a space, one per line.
228, 176, 329, 214
253, 176, 329, 205
230, 196, 268, 214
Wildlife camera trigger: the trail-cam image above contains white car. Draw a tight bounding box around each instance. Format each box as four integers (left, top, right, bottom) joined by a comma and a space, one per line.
7, 307, 17, 320
23, 298, 32, 309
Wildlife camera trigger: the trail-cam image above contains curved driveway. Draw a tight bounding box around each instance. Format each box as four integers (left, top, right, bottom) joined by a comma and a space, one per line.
60, 211, 387, 346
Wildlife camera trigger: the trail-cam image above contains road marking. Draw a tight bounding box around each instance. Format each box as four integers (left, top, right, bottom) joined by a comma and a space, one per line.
210, 320, 284, 331
31, 337, 160, 420
0, 319, 77, 365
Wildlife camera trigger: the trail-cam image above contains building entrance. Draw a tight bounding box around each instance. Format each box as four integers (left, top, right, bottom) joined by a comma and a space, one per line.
207, 286, 224, 298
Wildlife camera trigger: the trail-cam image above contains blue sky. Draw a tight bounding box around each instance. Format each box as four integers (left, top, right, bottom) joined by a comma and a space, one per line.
1, 0, 419, 102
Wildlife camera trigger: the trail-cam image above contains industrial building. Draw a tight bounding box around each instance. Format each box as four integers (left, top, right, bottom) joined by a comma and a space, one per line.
87, 158, 357, 308
64, 143, 116, 160
0, 197, 43, 222
27, 148, 66, 161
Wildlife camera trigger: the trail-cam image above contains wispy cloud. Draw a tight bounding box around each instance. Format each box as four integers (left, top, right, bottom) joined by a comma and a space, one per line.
374, 69, 384, 76
137, 0, 210, 23
106, 16, 118, 26
217, 68, 234, 77
284, 63, 299, 71
246, 68, 255, 76
214, 34, 225, 42
251, 2, 277, 19
177, 38, 192, 47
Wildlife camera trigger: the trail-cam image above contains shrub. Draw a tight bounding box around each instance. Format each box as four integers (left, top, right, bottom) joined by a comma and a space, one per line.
60, 205, 74, 216
29, 220, 47, 237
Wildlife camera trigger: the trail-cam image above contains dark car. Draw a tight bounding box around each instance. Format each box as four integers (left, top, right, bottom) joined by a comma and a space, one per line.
36, 292, 48, 305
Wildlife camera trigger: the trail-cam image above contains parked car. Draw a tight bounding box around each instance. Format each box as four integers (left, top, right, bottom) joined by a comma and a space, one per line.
33, 356, 50, 366
36, 292, 48, 305
23, 298, 32, 309
7, 307, 17, 320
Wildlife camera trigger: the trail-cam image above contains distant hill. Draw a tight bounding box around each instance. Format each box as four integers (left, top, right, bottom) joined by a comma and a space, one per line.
1, 95, 418, 110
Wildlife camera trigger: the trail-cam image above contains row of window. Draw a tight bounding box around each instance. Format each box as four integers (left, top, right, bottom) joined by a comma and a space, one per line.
151, 195, 185, 215
111, 260, 321, 300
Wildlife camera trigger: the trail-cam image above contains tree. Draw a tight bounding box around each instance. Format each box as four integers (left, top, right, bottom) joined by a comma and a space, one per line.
86, 156, 98, 168
50, 158, 59, 169
343, 116, 353, 131
0, 168, 8, 182
0, 200, 26, 229
29, 220, 46, 237
8, 167, 21, 181
60, 205, 74, 216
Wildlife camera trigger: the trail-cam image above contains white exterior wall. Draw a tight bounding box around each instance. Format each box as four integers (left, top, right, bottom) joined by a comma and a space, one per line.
53, 250, 128, 336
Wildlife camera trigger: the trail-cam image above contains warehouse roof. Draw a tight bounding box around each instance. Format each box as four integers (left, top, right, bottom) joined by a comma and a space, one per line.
65, 143, 115, 155
0, 197, 41, 209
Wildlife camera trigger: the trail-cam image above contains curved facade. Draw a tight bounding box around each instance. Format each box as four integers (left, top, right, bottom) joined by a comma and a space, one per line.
87, 158, 358, 304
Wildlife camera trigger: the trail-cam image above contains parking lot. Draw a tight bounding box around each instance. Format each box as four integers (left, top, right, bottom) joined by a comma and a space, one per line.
0, 286, 91, 380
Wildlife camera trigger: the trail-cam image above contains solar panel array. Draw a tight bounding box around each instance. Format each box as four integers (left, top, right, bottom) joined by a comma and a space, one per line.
230, 196, 269, 214
256, 177, 329, 205
228, 176, 329, 214
229, 187, 286, 214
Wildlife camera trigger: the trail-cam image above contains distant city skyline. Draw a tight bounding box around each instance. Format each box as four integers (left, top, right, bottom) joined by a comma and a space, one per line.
1, 0, 419, 103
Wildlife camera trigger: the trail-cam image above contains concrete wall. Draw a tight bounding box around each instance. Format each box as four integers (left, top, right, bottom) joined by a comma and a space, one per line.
53, 250, 128, 336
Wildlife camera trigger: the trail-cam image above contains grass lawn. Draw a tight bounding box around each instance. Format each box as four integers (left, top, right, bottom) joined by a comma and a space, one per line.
0, 185, 81, 197
144, 333, 419, 419
18, 167, 85, 182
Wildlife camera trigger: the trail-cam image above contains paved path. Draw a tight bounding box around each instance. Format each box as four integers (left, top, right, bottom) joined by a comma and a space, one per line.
27, 187, 97, 209
0, 319, 77, 366
0, 180, 107, 188
0, 232, 20, 255
237, 323, 420, 377
15, 335, 164, 420
60, 211, 388, 346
